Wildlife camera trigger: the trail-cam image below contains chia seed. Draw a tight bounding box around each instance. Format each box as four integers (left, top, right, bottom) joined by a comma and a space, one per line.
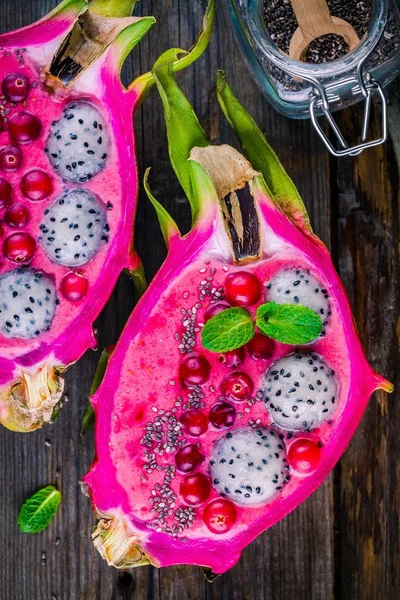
175, 300, 199, 353
263, 0, 371, 63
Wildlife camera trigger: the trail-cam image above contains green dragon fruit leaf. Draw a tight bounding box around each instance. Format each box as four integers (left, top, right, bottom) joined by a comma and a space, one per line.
131, 0, 215, 108
152, 61, 209, 223
216, 71, 312, 234
113, 18, 156, 72
49, 0, 86, 18
144, 168, 181, 245
81, 348, 112, 435
147, 0, 216, 226
89, 0, 138, 18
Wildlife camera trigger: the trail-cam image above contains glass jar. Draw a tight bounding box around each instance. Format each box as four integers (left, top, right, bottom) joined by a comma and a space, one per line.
227, 0, 400, 156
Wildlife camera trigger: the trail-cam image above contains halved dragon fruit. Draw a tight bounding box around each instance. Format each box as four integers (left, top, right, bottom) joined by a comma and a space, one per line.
83, 64, 392, 576
0, 0, 215, 432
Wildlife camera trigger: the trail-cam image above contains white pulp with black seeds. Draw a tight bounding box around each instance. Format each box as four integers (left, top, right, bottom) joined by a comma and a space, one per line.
46, 102, 110, 184
38, 189, 109, 267
265, 268, 331, 328
204, 264, 339, 509
0, 268, 57, 339
262, 352, 338, 431
2, 100, 111, 342
210, 427, 288, 506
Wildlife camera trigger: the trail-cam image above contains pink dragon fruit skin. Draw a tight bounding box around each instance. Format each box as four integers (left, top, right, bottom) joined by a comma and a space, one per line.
0, 0, 215, 433
83, 65, 393, 574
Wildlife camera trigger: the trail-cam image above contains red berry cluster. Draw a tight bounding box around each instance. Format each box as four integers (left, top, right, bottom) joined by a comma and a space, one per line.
0, 72, 88, 303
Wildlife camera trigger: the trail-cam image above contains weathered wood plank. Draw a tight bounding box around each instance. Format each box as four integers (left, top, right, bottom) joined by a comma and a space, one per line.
334, 104, 400, 600
0, 1, 397, 599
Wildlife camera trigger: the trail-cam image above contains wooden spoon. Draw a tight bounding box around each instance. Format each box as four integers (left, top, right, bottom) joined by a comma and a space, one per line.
288, 0, 360, 62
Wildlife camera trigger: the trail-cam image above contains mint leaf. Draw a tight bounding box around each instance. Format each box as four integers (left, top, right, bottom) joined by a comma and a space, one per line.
256, 302, 323, 345
201, 307, 255, 352
18, 486, 61, 534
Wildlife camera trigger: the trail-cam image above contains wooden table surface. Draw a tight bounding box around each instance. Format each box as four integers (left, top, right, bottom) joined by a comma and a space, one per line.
0, 1, 399, 599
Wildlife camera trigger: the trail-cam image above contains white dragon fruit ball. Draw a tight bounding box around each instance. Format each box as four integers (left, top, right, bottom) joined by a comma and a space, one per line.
263, 352, 338, 431
265, 268, 331, 329
0, 268, 57, 339
46, 101, 110, 183
38, 189, 109, 267
209, 427, 288, 507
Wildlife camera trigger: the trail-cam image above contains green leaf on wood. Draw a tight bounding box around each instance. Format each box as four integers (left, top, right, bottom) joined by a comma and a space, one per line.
18, 486, 61, 534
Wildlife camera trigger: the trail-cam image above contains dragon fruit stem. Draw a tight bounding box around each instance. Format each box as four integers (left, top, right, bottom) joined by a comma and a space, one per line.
216, 70, 312, 235
49, 8, 154, 88
92, 514, 151, 568
190, 145, 263, 263
1, 367, 64, 433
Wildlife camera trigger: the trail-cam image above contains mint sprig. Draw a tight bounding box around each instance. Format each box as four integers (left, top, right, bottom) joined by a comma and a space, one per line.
201, 307, 254, 352
256, 302, 323, 345
18, 485, 61, 534
201, 302, 322, 353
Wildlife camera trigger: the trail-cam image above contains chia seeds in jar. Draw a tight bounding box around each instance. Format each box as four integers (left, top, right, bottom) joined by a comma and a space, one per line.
264, 0, 372, 64
228, 0, 400, 154
228, 0, 400, 118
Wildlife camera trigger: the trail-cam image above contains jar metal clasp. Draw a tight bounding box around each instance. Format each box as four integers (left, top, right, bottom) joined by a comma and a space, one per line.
308, 59, 387, 157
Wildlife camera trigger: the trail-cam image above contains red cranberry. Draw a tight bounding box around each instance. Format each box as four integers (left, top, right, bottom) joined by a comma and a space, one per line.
225, 271, 261, 306
175, 444, 205, 473
180, 473, 210, 506
180, 409, 208, 437
209, 402, 236, 429
179, 352, 211, 386
3, 232, 35, 263
61, 271, 89, 302
0, 146, 22, 172
203, 498, 237, 534
247, 333, 275, 360
5, 203, 29, 228
219, 346, 245, 369
204, 301, 230, 321
288, 439, 322, 473
2, 73, 30, 103
0, 177, 12, 208
220, 371, 253, 402
21, 170, 53, 201
8, 112, 41, 144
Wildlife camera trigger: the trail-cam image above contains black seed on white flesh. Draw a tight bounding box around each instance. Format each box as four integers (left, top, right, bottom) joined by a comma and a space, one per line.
209, 427, 287, 507
263, 352, 337, 431
265, 268, 331, 331
38, 189, 108, 267
46, 102, 110, 183
0, 268, 57, 339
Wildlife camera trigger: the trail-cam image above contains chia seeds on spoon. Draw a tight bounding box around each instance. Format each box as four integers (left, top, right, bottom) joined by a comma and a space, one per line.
263, 0, 371, 63
260, 0, 399, 98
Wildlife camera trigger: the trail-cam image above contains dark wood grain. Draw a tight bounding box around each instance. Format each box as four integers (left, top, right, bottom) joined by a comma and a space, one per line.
0, 2, 398, 599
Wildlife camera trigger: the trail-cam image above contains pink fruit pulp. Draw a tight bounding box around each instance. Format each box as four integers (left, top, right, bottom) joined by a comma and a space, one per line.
84, 172, 392, 574
0, 2, 153, 431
